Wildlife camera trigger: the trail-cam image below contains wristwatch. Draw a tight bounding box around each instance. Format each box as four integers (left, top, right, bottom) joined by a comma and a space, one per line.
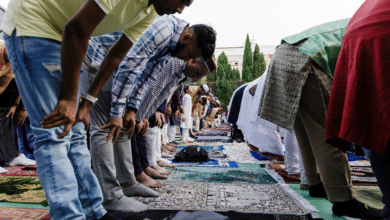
82, 93, 98, 105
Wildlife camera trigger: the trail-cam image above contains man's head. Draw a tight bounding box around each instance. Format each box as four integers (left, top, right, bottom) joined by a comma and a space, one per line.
171, 24, 216, 62
199, 97, 208, 106
183, 58, 208, 82
150, 0, 193, 16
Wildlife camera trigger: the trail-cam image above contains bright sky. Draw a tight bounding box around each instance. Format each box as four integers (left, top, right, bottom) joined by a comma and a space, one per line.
0, 0, 366, 47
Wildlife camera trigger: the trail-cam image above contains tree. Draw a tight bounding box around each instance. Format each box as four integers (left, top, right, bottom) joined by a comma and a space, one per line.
242, 34, 253, 83
253, 44, 262, 79
215, 77, 233, 109
242, 66, 253, 83
232, 68, 240, 80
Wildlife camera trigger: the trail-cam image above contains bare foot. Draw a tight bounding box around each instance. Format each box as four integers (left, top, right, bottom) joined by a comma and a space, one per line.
151, 165, 171, 175
136, 172, 163, 188
144, 167, 168, 179
161, 146, 175, 155
157, 160, 176, 168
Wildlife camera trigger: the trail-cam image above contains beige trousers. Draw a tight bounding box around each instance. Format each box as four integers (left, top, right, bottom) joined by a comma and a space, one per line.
293, 69, 354, 203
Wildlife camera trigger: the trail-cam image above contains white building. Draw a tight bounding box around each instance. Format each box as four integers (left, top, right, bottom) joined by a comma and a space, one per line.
214, 41, 276, 80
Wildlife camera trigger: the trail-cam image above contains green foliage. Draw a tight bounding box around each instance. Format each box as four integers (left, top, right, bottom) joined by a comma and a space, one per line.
242, 34, 253, 83
253, 44, 267, 79
242, 66, 253, 83
232, 68, 240, 80
252, 44, 261, 79
215, 77, 233, 110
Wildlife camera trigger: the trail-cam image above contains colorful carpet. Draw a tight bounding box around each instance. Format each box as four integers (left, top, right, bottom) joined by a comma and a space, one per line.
0, 166, 38, 176
0, 207, 49, 220
0, 176, 47, 206
177, 145, 225, 151
353, 186, 384, 210
165, 167, 278, 184
134, 181, 312, 216
195, 136, 232, 143
171, 158, 239, 168
269, 163, 378, 186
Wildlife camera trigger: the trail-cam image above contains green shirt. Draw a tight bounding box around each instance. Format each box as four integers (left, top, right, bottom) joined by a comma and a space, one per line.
1, 0, 158, 43
282, 18, 349, 79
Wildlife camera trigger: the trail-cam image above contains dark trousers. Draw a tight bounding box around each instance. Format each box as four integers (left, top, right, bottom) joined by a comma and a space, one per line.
364, 146, 390, 219
0, 108, 19, 161
131, 134, 150, 175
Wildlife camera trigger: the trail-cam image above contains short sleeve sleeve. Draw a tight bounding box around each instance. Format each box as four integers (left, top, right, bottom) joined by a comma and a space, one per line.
123, 12, 158, 43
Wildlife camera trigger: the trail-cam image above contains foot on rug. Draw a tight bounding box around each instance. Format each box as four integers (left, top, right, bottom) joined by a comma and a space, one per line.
123, 182, 159, 197
99, 213, 121, 220
162, 152, 174, 158
103, 196, 147, 212
144, 167, 168, 179
161, 146, 175, 155
152, 165, 171, 175
157, 160, 176, 168
332, 198, 383, 219
309, 183, 327, 198
136, 172, 163, 188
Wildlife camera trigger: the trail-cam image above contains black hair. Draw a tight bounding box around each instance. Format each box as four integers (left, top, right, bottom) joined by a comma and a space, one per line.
184, 85, 190, 93
200, 97, 208, 105
190, 24, 216, 60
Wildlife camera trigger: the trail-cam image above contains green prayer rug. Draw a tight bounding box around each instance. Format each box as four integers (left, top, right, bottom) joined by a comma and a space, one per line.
0, 176, 47, 206
165, 166, 278, 184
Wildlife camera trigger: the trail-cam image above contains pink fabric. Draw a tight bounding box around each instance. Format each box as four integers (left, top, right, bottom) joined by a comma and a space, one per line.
326, 0, 390, 154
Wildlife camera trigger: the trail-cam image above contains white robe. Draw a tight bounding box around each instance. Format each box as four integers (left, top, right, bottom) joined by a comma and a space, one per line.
244, 70, 285, 156
181, 93, 192, 129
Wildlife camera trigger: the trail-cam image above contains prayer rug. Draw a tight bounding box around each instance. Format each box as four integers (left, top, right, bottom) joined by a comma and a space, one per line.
0, 176, 47, 205
269, 163, 378, 186
353, 186, 384, 210
134, 181, 312, 216
223, 143, 272, 165
165, 167, 278, 184
196, 131, 228, 136
171, 158, 239, 168
0, 207, 49, 220
177, 145, 225, 151
350, 166, 377, 186
109, 210, 312, 220
1, 166, 38, 176
195, 136, 232, 143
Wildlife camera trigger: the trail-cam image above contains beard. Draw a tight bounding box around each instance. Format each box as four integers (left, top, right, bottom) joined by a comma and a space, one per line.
171, 41, 186, 57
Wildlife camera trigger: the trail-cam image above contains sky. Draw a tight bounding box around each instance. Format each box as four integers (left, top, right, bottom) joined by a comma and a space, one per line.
0, 0, 366, 47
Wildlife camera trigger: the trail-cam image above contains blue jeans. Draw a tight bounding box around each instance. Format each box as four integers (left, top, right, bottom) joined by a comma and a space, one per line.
363, 146, 390, 220
4, 33, 106, 220
131, 133, 149, 175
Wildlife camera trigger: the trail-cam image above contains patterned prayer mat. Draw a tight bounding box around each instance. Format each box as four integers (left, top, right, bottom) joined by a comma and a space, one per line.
1, 166, 38, 176
0, 207, 49, 220
195, 131, 228, 136
165, 167, 278, 184
350, 166, 377, 186
171, 158, 239, 168
269, 163, 378, 186
195, 136, 232, 143
134, 181, 311, 215
354, 186, 384, 210
0, 176, 47, 205
177, 145, 225, 151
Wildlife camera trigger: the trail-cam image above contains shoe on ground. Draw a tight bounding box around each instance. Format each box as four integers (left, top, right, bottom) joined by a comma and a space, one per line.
9, 155, 36, 166
0, 166, 7, 174
332, 198, 383, 219
309, 182, 327, 198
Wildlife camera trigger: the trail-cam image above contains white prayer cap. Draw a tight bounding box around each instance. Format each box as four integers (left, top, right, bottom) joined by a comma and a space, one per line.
202, 84, 210, 92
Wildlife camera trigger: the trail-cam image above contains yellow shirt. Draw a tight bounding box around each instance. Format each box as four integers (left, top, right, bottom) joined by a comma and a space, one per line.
1, 0, 158, 43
